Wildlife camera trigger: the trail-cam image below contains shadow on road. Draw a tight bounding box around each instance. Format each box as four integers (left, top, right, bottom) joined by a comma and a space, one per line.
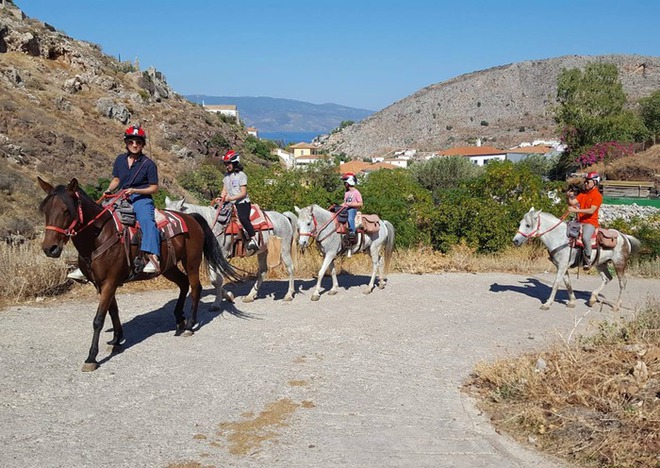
489, 277, 591, 306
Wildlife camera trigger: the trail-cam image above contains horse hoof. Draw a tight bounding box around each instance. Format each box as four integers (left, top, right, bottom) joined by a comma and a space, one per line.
81, 362, 98, 372
567, 303, 576, 309
284, 295, 293, 302
327, 290, 338, 296
378, 283, 386, 290
242, 296, 255, 303
540, 305, 550, 311
226, 292, 235, 303
182, 330, 194, 337
311, 294, 320, 302
588, 299, 597, 307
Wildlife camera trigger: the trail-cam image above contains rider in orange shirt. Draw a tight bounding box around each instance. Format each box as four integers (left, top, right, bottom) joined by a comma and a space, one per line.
567, 171, 603, 270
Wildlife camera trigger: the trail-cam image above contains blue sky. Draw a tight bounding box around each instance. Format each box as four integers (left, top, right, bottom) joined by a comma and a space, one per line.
18, 0, 660, 111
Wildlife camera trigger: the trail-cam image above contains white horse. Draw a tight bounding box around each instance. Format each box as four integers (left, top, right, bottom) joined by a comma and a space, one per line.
294, 204, 395, 301
165, 197, 298, 308
513, 207, 641, 311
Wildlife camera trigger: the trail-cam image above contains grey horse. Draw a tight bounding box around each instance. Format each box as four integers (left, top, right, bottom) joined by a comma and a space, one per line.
513, 207, 641, 311
294, 204, 395, 301
165, 197, 298, 308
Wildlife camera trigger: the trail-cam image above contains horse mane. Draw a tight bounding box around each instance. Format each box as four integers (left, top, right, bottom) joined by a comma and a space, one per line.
39, 184, 96, 214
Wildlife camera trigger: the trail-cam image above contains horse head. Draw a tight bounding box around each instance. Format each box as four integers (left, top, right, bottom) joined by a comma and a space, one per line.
512, 207, 540, 247
38, 177, 82, 258
164, 196, 187, 212
294, 205, 315, 250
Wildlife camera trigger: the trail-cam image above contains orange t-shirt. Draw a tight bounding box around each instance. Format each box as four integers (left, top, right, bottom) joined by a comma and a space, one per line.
576, 187, 603, 227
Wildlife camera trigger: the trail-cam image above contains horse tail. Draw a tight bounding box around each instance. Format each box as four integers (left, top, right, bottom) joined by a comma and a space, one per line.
283, 211, 299, 268
190, 212, 241, 282
383, 220, 395, 276
625, 234, 641, 258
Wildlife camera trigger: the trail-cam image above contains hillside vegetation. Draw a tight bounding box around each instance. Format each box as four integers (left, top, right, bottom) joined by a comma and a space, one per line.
0, 2, 248, 237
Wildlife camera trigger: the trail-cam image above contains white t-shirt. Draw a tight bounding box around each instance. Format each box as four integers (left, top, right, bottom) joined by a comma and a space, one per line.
223, 171, 250, 203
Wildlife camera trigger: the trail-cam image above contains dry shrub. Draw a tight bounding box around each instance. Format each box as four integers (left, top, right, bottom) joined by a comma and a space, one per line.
468, 298, 660, 467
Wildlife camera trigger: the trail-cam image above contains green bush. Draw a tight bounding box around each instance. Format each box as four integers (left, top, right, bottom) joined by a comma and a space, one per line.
606, 215, 660, 260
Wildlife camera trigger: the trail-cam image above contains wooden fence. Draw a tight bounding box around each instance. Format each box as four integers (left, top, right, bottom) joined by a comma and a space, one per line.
601, 180, 654, 198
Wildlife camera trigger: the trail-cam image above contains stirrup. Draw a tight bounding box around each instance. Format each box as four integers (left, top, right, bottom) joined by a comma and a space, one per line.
67, 268, 87, 282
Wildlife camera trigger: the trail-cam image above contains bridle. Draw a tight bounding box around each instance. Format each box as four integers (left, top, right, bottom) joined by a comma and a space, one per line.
45, 190, 124, 238
517, 211, 570, 239
299, 206, 344, 243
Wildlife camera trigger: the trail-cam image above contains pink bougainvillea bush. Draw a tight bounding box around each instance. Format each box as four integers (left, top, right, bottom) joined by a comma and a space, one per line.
576, 141, 635, 168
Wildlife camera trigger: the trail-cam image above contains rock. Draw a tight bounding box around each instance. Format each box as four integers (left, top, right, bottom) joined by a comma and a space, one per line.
95, 97, 130, 124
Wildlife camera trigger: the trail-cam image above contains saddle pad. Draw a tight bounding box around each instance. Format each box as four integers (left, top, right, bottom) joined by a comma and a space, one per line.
224, 204, 273, 234
157, 209, 189, 239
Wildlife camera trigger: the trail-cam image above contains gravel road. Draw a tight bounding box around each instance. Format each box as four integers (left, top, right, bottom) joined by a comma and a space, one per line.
0, 272, 657, 468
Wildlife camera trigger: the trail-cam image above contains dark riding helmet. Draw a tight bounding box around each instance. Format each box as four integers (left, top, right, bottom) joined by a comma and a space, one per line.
585, 171, 601, 184
222, 149, 240, 164
124, 125, 146, 142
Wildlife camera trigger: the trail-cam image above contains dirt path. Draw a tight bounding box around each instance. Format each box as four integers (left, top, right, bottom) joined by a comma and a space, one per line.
0, 272, 657, 467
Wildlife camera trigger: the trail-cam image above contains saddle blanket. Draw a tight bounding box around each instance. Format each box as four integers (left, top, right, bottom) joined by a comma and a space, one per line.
334, 211, 381, 235
224, 204, 273, 235
112, 208, 189, 241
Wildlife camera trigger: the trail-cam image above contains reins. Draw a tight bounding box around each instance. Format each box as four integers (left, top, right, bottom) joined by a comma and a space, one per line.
45, 190, 127, 237
299, 206, 345, 243
517, 211, 570, 239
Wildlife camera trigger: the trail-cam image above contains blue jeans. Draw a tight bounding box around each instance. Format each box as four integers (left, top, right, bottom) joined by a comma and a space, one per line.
347, 207, 358, 233
131, 195, 160, 256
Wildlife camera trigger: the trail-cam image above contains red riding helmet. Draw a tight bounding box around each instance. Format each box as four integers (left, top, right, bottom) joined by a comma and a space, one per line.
124, 125, 146, 142
222, 150, 240, 164
585, 171, 601, 184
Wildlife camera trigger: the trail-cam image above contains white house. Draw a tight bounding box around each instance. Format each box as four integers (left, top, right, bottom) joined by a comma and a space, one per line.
435, 145, 507, 166
271, 148, 294, 169
204, 104, 239, 122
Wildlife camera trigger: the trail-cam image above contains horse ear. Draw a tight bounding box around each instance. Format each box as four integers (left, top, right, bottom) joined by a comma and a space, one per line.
294, 206, 300, 214
165, 196, 171, 205
67, 178, 79, 192
38, 177, 53, 193
530, 206, 536, 213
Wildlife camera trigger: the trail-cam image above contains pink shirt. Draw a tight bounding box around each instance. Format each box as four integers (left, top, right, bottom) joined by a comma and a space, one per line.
343, 188, 363, 206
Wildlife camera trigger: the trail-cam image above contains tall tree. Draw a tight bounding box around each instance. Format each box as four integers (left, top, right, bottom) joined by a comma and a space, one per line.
639, 90, 660, 145
553, 63, 647, 175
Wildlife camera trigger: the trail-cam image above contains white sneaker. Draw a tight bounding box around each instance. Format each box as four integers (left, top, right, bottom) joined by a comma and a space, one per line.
247, 239, 258, 251
67, 268, 87, 281
143, 260, 159, 274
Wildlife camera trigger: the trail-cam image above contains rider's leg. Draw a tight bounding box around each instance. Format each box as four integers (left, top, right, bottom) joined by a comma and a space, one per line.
582, 223, 595, 269
133, 196, 161, 273
236, 202, 257, 250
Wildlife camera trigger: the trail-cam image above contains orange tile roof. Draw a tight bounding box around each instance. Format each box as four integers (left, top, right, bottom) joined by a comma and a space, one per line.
340, 161, 372, 174
437, 145, 506, 156
290, 142, 317, 149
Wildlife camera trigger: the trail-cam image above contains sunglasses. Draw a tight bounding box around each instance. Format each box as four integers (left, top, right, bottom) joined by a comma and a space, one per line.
126, 139, 144, 146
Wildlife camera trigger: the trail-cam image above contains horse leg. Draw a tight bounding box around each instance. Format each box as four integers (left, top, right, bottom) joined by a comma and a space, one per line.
589, 264, 613, 308
611, 261, 628, 312
283, 249, 295, 302
311, 254, 335, 301
106, 296, 124, 351
561, 271, 577, 308
82, 284, 117, 372
209, 266, 233, 310
243, 253, 268, 303
185, 264, 203, 336
327, 259, 340, 296
162, 267, 189, 335
541, 266, 567, 310
364, 248, 379, 295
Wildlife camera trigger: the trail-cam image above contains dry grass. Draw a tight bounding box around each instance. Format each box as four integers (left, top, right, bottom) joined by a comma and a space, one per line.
1, 238, 657, 308
467, 298, 660, 467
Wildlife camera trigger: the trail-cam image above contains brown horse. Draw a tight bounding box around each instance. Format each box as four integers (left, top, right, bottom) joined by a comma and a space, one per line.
38, 177, 238, 371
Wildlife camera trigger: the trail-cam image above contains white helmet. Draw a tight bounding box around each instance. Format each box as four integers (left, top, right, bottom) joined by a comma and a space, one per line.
341, 172, 357, 186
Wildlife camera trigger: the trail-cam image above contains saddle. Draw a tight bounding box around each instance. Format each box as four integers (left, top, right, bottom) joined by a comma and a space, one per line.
110, 207, 189, 244
571, 226, 618, 250
216, 203, 273, 257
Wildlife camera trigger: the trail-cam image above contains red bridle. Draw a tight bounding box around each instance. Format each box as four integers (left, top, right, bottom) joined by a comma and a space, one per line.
517, 211, 569, 239
45, 190, 125, 238
299, 206, 343, 243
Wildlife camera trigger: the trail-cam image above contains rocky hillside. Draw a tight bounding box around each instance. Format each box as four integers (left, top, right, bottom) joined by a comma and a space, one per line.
322, 55, 660, 159
0, 1, 246, 237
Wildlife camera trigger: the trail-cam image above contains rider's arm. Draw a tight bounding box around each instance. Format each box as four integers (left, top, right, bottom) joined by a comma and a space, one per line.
106, 177, 120, 193
227, 185, 247, 202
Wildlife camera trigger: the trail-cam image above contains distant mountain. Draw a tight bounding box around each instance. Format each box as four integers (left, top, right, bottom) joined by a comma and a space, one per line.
322, 54, 660, 158
184, 95, 374, 134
